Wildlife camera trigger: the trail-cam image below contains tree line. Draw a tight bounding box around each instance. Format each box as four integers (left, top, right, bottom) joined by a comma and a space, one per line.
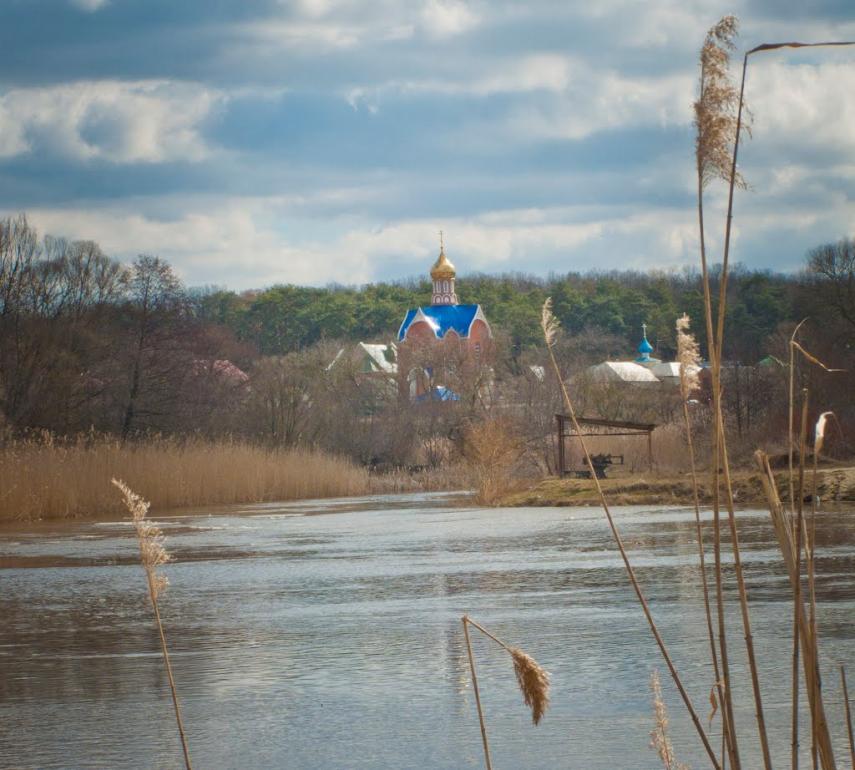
1, 213, 852, 466
195, 254, 851, 368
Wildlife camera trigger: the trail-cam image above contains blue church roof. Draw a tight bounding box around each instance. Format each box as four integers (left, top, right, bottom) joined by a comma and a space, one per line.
415, 385, 460, 403
397, 304, 485, 342
637, 337, 654, 354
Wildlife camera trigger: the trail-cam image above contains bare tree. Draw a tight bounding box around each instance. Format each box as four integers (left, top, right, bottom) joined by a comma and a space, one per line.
119, 255, 186, 439
806, 238, 855, 334
0, 215, 124, 430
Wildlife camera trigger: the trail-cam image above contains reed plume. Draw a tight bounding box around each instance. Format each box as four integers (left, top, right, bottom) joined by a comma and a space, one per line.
462, 616, 551, 727
695, 15, 747, 192
112, 478, 192, 770
676, 314, 701, 401
509, 647, 551, 726
650, 669, 691, 770
814, 412, 835, 457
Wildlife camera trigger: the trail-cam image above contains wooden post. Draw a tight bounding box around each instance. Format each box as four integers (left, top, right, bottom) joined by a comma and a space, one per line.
647, 429, 653, 471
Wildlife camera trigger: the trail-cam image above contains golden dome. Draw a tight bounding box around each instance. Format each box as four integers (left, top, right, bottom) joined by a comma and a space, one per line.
430, 247, 456, 280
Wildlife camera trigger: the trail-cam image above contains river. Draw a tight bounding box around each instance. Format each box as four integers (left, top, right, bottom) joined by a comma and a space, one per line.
1, 493, 854, 769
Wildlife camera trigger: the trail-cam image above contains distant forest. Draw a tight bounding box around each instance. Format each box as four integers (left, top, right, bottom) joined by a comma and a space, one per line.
195, 247, 853, 368
196, 264, 824, 363
2, 212, 853, 462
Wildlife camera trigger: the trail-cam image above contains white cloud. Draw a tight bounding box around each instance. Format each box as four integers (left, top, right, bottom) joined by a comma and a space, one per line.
14, 177, 854, 291
22, 198, 374, 289
346, 53, 572, 112
420, 0, 478, 39
293, 0, 334, 18
344, 55, 692, 137
244, 20, 363, 50
0, 81, 222, 163
70, 0, 109, 11
748, 61, 855, 155
515, 70, 693, 141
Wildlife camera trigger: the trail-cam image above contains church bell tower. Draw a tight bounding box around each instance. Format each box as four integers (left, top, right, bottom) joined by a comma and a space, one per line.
430, 232, 458, 305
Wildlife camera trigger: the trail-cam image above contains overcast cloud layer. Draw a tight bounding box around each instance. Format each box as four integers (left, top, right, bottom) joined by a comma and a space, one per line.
1, 0, 853, 289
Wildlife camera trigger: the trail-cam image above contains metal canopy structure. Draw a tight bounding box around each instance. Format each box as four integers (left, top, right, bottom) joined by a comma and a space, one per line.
555, 414, 657, 477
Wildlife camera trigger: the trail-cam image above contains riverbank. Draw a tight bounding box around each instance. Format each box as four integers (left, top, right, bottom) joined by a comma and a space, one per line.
0, 437, 370, 521
501, 465, 855, 507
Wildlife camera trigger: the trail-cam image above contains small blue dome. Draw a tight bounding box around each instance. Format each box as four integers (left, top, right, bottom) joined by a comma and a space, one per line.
637, 337, 653, 354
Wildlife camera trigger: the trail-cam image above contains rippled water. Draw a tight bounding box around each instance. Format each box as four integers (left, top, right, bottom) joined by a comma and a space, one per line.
1, 494, 854, 769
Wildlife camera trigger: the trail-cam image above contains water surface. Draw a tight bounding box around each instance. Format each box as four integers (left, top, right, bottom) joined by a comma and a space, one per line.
1, 494, 854, 769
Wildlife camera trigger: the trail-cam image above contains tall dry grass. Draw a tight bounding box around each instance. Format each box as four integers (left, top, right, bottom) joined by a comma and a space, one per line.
531, 21, 854, 770
0, 435, 369, 520
463, 419, 527, 505
461, 615, 551, 770
541, 298, 721, 768
367, 464, 472, 494
113, 479, 192, 770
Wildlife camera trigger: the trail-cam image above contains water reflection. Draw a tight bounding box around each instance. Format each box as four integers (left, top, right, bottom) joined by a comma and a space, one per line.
1, 496, 853, 769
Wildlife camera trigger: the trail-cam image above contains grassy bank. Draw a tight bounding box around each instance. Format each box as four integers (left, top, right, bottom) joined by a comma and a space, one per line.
0, 436, 369, 521
502, 464, 855, 507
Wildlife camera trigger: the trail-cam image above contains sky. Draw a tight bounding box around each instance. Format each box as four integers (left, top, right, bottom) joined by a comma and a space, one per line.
1, 0, 854, 290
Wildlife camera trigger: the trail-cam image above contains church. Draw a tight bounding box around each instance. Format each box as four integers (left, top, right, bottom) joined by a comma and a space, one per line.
396, 238, 492, 400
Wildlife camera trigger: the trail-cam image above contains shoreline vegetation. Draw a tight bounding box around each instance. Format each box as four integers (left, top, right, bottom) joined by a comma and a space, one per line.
502, 465, 855, 507
0, 436, 370, 521
3, 432, 853, 522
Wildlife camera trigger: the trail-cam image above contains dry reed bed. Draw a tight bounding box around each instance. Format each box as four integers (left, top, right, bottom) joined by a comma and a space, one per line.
367, 464, 473, 494
0, 437, 369, 520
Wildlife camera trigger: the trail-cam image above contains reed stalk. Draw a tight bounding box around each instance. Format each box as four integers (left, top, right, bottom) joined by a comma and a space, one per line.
790, 389, 816, 770
694, 20, 746, 763
704, 42, 775, 767
112, 479, 192, 770
709, 34, 855, 770
808, 477, 819, 770
807, 409, 845, 770
462, 616, 493, 770
678, 315, 730, 764
542, 301, 720, 768
788, 319, 808, 516
790, 338, 845, 527
841, 666, 855, 770
714, 404, 773, 769
754, 451, 837, 769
